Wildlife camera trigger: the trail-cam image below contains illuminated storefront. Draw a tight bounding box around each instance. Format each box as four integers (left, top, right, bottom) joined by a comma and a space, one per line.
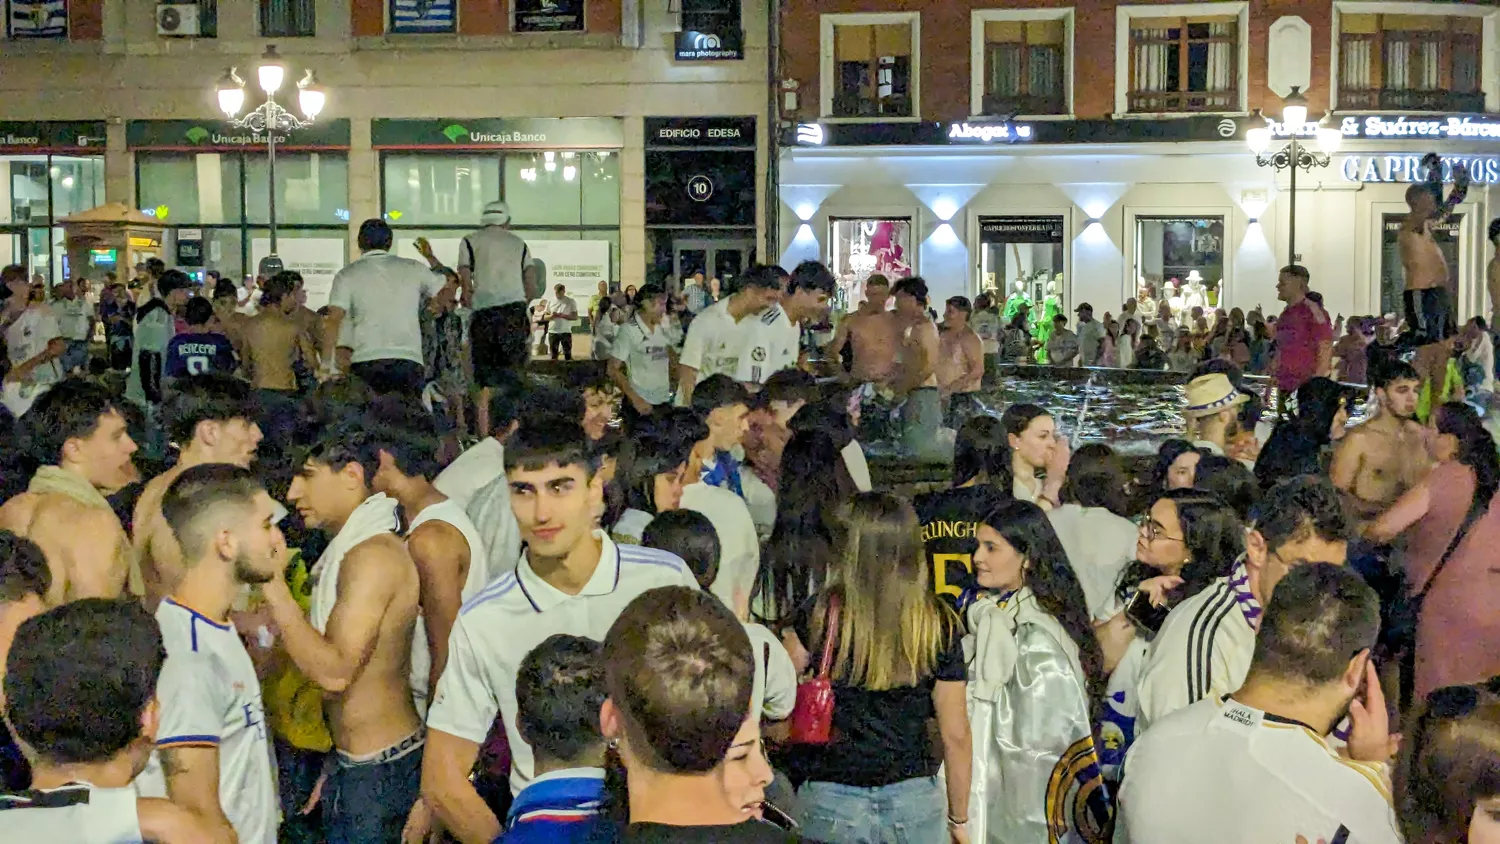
0, 121, 107, 285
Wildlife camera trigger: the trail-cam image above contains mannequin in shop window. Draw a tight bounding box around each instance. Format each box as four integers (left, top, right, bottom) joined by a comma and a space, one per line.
1164, 279, 1186, 328
1031, 279, 1065, 364
1183, 271, 1209, 317
1003, 278, 1031, 326
1137, 280, 1158, 322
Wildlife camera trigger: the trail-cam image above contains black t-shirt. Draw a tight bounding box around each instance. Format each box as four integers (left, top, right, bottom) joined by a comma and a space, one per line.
912, 484, 1011, 614
783, 600, 967, 788
624, 821, 802, 843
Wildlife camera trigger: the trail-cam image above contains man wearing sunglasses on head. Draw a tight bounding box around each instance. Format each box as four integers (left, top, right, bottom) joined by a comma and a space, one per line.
1118, 563, 1401, 844
1136, 476, 1349, 731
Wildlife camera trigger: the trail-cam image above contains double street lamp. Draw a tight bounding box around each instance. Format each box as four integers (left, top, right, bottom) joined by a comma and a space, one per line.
215, 45, 327, 272
1246, 86, 1342, 266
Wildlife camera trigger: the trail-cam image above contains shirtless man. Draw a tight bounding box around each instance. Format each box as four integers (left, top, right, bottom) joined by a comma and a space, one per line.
241, 271, 318, 454
892, 277, 942, 457
824, 273, 901, 384
1331, 361, 1429, 524
363, 411, 491, 715
267, 429, 423, 843
0, 532, 49, 790
1399, 155, 1468, 393
1487, 218, 1500, 326
132, 374, 263, 609
0, 380, 139, 604
936, 295, 984, 427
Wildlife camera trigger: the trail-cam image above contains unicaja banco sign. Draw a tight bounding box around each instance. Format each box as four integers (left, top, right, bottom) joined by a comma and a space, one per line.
443, 124, 547, 145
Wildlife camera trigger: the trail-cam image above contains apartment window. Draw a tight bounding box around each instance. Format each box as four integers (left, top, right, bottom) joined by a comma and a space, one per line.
682, 0, 739, 34
261, 0, 314, 37
821, 13, 920, 120
973, 11, 1070, 117
390, 0, 454, 33
1340, 13, 1483, 112
5, 0, 68, 39
1127, 15, 1238, 114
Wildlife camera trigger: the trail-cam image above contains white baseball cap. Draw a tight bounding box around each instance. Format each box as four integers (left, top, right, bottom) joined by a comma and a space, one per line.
481, 201, 511, 226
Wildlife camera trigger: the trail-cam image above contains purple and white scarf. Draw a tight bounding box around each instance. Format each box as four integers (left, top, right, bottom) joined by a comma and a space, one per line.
1227, 557, 1263, 631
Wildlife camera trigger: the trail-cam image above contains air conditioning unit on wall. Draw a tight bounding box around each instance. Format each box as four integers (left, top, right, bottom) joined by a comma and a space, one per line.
156, 3, 201, 37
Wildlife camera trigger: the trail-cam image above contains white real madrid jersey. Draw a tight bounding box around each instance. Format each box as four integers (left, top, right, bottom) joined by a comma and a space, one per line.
134, 598, 278, 844
0, 782, 141, 844
1117, 697, 1400, 844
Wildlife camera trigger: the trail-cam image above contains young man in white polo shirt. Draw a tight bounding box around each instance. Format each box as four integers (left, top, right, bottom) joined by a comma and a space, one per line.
1136, 476, 1349, 730
420, 422, 697, 844
609, 282, 679, 426
324, 218, 452, 397
1118, 563, 1401, 844
134, 465, 283, 844
4, 599, 233, 844
678, 265, 783, 404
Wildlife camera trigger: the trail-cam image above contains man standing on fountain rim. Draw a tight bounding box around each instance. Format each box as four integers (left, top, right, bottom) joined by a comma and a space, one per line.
1400, 154, 1469, 410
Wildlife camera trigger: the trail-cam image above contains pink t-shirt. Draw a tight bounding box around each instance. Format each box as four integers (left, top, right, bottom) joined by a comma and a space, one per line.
1275, 299, 1332, 391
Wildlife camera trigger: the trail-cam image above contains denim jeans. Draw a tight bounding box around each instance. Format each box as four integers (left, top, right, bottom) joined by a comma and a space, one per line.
275, 739, 325, 844
323, 740, 423, 844
797, 776, 946, 844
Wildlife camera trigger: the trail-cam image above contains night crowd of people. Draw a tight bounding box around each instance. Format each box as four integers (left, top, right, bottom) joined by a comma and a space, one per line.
0, 190, 1497, 844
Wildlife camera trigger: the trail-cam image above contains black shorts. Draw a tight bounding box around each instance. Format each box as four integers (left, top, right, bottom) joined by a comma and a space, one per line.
1402, 287, 1456, 347
471, 303, 531, 387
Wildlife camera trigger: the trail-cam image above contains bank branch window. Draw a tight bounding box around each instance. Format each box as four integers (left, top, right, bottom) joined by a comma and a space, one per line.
1135, 216, 1225, 317
1, 154, 104, 283
1380, 213, 1461, 319
1127, 15, 1238, 114
829, 217, 911, 311
824, 15, 917, 119
1339, 13, 1483, 112
981, 19, 1067, 116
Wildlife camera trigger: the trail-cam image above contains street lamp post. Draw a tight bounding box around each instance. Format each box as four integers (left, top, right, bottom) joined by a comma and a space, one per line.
215, 45, 326, 270
1245, 86, 1342, 266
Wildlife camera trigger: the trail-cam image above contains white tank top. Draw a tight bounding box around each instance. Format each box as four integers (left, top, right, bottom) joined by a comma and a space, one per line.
407, 498, 491, 716
1, 782, 141, 844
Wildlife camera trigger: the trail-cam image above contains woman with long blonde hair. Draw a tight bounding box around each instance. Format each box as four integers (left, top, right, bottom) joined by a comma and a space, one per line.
784, 492, 972, 843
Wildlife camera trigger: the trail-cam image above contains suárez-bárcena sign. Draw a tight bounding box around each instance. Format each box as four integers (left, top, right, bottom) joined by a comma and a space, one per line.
1268, 114, 1500, 141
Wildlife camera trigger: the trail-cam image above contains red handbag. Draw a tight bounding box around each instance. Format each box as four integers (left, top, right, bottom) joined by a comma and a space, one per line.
788, 598, 840, 745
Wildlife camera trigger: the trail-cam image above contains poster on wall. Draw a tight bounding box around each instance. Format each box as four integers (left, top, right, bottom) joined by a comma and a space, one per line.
514, 0, 584, 33
525, 239, 611, 304
251, 238, 348, 311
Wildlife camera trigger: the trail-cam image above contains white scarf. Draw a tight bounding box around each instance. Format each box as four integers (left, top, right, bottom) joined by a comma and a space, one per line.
309, 493, 400, 633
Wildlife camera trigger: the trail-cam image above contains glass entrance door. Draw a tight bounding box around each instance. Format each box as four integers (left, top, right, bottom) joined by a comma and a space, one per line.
673, 238, 755, 294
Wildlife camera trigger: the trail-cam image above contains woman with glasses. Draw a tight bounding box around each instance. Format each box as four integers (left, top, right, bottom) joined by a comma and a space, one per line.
1397, 677, 1500, 844
1366, 402, 1500, 700
966, 499, 1112, 842
1098, 490, 1244, 779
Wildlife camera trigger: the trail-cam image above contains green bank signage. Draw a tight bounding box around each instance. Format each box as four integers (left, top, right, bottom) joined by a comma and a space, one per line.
126, 119, 352, 150
0, 121, 107, 151
371, 118, 624, 149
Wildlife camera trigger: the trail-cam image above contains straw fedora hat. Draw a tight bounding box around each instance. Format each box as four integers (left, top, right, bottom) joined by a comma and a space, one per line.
1183, 373, 1248, 418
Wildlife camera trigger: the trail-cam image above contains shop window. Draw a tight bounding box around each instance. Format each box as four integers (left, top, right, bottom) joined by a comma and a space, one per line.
505, 152, 585, 227
1134, 216, 1225, 317
2, 157, 49, 224
978, 216, 1066, 321
1339, 13, 1483, 112
1126, 14, 1239, 114
4, 0, 68, 39
829, 217, 912, 308
975, 13, 1070, 117
389, 0, 454, 33
245, 153, 349, 226
261, 0, 314, 37
48, 156, 104, 218
383, 154, 501, 227
822, 13, 919, 120
1380, 213, 1460, 319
